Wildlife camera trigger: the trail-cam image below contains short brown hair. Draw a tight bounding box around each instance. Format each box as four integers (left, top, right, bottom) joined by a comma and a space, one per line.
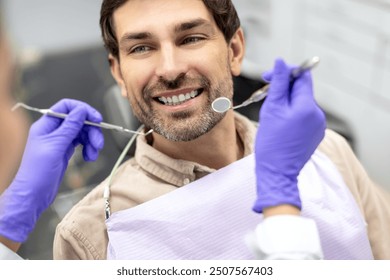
100, 0, 240, 59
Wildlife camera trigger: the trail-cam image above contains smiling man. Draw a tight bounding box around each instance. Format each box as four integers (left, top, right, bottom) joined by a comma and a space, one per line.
107, 0, 245, 168
53, 0, 390, 260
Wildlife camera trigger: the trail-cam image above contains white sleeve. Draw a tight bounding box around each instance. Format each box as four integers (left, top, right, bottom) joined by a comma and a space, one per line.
0, 243, 23, 260
248, 215, 324, 260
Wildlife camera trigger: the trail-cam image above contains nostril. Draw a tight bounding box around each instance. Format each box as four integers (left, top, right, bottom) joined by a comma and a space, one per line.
158, 73, 187, 89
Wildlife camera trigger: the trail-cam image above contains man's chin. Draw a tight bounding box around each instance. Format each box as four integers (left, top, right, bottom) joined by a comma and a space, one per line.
170, 110, 193, 120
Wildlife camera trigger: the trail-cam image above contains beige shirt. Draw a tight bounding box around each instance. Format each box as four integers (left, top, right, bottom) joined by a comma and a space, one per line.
53, 113, 390, 260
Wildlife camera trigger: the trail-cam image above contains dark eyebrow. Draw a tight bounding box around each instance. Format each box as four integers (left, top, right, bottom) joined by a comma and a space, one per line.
119, 18, 214, 46
174, 18, 214, 33
119, 32, 153, 45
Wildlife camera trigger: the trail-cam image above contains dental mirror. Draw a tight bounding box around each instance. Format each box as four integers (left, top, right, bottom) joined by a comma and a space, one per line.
211, 97, 232, 113
211, 56, 320, 114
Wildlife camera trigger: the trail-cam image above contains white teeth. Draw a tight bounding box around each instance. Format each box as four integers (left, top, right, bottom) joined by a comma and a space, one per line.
157, 90, 200, 106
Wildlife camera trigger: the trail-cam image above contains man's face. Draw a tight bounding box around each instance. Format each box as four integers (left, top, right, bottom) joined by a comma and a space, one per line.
111, 0, 242, 141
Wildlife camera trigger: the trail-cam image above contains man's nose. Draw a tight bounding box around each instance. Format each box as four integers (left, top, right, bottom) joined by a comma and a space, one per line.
155, 45, 188, 81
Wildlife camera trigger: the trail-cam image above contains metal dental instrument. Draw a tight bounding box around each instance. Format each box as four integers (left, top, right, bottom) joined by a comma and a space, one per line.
11, 102, 153, 136
211, 56, 321, 113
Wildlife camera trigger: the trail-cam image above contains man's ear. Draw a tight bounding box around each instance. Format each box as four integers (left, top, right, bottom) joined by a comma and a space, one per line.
228, 27, 245, 77
109, 54, 128, 98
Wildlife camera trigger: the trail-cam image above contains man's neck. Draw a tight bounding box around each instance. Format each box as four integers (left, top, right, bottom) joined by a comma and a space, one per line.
151, 111, 243, 170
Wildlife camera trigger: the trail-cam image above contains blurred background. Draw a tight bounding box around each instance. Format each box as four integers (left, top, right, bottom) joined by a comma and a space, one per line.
1, 0, 120, 259
1, 0, 389, 259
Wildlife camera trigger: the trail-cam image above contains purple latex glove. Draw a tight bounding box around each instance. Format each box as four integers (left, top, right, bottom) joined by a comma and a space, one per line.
0, 99, 104, 242
253, 59, 326, 213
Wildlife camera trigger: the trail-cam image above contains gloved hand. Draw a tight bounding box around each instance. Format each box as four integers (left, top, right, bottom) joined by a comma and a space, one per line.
0, 99, 104, 242
253, 59, 326, 213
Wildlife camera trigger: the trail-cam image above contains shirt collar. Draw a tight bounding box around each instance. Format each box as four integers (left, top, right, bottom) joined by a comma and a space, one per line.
134, 112, 257, 187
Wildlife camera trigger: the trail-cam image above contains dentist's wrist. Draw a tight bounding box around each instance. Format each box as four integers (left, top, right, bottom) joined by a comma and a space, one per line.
263, 204, 300, 218
0, 235, 21, 252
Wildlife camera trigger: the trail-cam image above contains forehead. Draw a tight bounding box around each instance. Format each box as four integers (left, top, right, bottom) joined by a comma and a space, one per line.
113, 0, 215, 37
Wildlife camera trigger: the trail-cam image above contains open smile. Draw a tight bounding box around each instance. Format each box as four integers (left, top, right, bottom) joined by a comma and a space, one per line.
154, 89, 203, 106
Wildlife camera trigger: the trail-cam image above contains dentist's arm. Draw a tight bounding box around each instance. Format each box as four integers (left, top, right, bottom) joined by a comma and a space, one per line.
252, 59, 326, 259
0, 99, 104, 256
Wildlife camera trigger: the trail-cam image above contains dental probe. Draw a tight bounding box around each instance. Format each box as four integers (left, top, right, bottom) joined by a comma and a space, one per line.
211, 56, 321, 113
11, 102, 153, 136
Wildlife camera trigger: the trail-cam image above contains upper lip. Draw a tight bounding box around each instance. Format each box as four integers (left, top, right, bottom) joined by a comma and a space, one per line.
152, 88, 199, 99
